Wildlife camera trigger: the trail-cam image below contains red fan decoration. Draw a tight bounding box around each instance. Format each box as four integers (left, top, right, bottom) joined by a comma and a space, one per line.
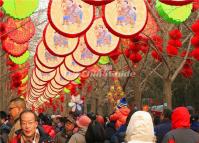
5, 18, 35, 44
83, 0, 114, 6
2, 37, 28, 57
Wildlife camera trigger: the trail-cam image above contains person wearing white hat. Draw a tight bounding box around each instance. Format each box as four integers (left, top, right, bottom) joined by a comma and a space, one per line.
125, 111, 156, 143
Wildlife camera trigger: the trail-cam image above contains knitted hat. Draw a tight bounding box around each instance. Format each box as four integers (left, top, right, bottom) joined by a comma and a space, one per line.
117, 98, 128, 108
76, 115, 91, 128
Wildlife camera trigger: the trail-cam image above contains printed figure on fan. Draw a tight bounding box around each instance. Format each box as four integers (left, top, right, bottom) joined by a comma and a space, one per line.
45, 49, 57, 62
53, 32, 68, 49
116, 0, 137, 26
79, 41, 93, 60
95, 24, 112, 47
61, 0, 83, 25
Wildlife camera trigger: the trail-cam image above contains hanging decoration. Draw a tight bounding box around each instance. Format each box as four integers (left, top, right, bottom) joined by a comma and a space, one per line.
2, 0, 39, 19
43, 23, 79, 56
102, 0, 147, 38
156, 0, 193, 24
65, 55, 85, 73
48, 0, 94, 37
35, 68, 56, 82
54, 68, 70, 86
159, 0, 193, 6
98, 56, 110, 65
34, 56, 55, 73
85, 18, 120, 55
9, 51, 30, 65
82, 0, 114, 6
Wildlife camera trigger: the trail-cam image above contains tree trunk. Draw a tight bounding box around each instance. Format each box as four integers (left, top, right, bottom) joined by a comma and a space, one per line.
163, 78, 172, 109
133, 78, 142, 109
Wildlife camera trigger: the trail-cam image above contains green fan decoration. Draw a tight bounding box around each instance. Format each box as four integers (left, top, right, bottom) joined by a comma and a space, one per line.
9, 51, 30, 65
74, 78, 81, 84
21, 75, 29, 84
2, 0, 39, 19
98, 56, 110, 65
64, 88, 71, 94
156, 0, 192, 24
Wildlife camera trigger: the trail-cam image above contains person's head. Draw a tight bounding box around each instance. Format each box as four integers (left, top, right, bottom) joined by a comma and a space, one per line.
87, 112, 96, 121
76, 115, 91, 129
160, 108, 172, 121
126, 111, 155, 143
9, 97, 26, 120
65, 116, 76, 131
0, 111, 7, 124
20, 110, 38, 138
117, 98, 128, 109
85, 120, 105, 143
171, 107, 190, 129
96, 115, 105, 126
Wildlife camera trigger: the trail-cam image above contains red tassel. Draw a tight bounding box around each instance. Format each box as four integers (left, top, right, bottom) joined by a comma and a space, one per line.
60, 105, 64, 112
124, 49, 131, 58
49, 98, 53, 104
60, 95, 65, 103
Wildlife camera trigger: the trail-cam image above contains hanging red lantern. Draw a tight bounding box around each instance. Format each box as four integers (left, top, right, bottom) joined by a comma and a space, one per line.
130, 53, 142, 64
0, 0, 3, 7
169, 29, 182, 40
151, 51, 162, 62
60, 95, 65, 103
168, 39, 182, 48
191, 35, 199, 47
166, 45, 178, 56
191, 20, 199, 34
181, 65, 193, 78
192, 0, 199, 11
192, 48, 199, 61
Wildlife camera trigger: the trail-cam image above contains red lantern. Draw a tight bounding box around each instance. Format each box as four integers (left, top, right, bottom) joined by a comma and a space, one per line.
191, 35, 199, 47
181, 65, 193, 78
169, 29, 182, 40
130, 53, 142, 64
168, 39, 182, 48
192, 48, 199, 61
192, 0, 199, 11
151, 51, 162, 62
159, 0, 193, 6
166, 45, 178, 56
0, 0, 3, 7
191, 20, 199, 34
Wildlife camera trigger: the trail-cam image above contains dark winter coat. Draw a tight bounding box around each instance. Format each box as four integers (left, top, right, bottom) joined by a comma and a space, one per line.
154, 120, 171, 143
162, 107, 199, 143
0, 122, 11, 143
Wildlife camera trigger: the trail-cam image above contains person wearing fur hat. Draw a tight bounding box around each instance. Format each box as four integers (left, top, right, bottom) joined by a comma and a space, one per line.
125, 111, 156, 143
109, 98, 130, 129
68, 115, 91, 143
162, 107, 199, 143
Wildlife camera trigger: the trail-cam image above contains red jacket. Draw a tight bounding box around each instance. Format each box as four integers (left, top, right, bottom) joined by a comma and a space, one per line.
110, 107, 130, 129
162, 107, 199, 143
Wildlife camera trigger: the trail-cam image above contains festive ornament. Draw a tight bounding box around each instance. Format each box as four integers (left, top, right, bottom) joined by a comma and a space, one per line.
32, 70, 47, 86
169, 29, 182, 39
2, 0, 39, 19
0, 0, 4, 7
48, 0, 94, 38
166, 45, 178, 56
192, 48, 199, 61
85, 18, 120, 55
30, 77, 46, 90
36, 41, 64, 69
73, 37, 100, 67
98, 56, 110, 65
9, 51, 30, 65
35, 68, 56, 82
181, 65, 193, 78
103, 0, 147, 38
50, 79, 64, 90
34, 56, 55, 73
130, 52, 142, 63
43, 23, 79, 56
191, 35, 199, 47
64, 88, 71, 94
191, 20, 199, 34
54, 67, 70, 86
83, 0, 114, 6
21, 75, 28, 84
2, 37, 29, 57
5, 18, 35, 44
160, 0, 193, 6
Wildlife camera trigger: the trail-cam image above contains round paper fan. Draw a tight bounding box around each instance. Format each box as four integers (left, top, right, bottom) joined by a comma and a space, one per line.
102, 0, 147, 38
5, 17, 35, 44
2, 37, 28, 57
73, 37, 100, 67
50, 79, 64, 90
31, 87, 45, 94
59, 63, 80, 81
82, 0, 114, 6
32, 70, 47, 86
64, 55, 85, 73
156, 0, 193, 24
46, 85, 58, 95
49, 83, 64, 93
48, 0, 94, 38
30, 78, 46, 90
35, 67, 56, 82
85, 18, 120, 55
9, 51, 30, 65
43, 23, 79, 56
36, 41, 64, 69
2, 0, 39, 19
54, 68, 70, 86
34, 56, 54, 73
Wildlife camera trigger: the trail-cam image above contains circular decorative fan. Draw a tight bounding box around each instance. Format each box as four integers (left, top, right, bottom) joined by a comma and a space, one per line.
73, 37, 100, 67
30, 78, 46, 91
49, 83, 64, 93
31, 87, 45, 95
32, 70, 47, 86
35, 67, 56, 82
85, 18, 120, 55
156, 0, 193, 24
50, 79, 64, 90
160, 0, 193, 6
46, 85, 58, 95
43, 23, 79, 56
102, 0, 147, 38
65, 55, 85, 73
59, 63, 80, 81
54, 68, 70, 86
44, 89, 56, 98
5, 17, 35, 44
9, 51, 30, 65
34, 56, 55, 73
2, 37, 29, 57
36, 41, 64, 69
48, 0, 94, 38
82, 0, 114, 6
2, 0, 39, 19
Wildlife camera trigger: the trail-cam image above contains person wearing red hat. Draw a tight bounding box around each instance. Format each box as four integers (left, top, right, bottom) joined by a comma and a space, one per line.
68, 115, 91, 143
162, 107, 199, 143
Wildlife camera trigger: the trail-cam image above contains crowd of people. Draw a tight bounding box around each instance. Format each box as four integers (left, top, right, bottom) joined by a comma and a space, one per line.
0, 97, 199, 143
